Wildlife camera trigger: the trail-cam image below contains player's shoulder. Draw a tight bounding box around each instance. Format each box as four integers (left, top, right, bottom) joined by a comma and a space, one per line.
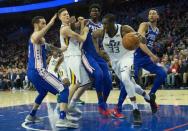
139, 22, 149, 27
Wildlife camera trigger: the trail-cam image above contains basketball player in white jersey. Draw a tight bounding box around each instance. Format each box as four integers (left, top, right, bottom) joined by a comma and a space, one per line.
47, 51, 63, 77
57, 8, 90, 118
92, 14, 154, 125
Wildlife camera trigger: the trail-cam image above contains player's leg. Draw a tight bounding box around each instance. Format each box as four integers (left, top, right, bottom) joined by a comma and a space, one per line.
119, 56, 142, 124
110, 81, 127, 119
144, 61, 167, 95
32, 68, 78, 128
82, 54, 110, 116
97, 58, 112, 103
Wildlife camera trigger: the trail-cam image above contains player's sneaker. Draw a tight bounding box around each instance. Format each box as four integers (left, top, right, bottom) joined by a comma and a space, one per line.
76, 99, 85, 105
98, 106, 112, 117
68, 105, 82, 115
133, 109, 142, 125
145, 93, 158, 114
110, 108, 126, 119
55, 118, 79, 128
66, 113, 82, 122
25, 115, 42, 123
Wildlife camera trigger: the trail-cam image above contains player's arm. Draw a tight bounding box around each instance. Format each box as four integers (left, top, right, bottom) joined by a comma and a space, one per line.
92, 29, 103, 53
54, 55, 64, 73
31, 14, 57, 44
121, 25, 147, 44
46, 55, 52, 65
92, 29, 110, 61
138, 22, 159, 62
61, 25, 89, 43
45, 43, 65, 54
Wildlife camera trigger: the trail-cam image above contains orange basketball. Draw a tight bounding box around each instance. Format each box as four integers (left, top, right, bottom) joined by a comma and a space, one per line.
122, 32, 140, 50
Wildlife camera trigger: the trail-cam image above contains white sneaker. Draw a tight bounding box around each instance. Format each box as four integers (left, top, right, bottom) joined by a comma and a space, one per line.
25, 115, 42, 123
68, 105, 82, 115
55, 118, 79, 128
66, 113, 82, 121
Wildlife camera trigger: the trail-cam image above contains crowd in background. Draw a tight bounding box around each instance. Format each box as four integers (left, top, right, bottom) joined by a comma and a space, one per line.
0, 0, 187, 90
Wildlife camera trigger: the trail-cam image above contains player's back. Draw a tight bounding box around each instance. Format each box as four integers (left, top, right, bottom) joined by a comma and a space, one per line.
27, 40, 46, 70
135, 22, 159, 58
82, 19, 102, 57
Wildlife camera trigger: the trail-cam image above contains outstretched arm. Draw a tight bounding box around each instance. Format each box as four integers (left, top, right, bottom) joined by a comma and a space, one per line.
31, 14, 57, 44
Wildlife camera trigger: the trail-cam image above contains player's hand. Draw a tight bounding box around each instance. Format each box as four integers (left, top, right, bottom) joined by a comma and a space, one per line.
150, 55, 159, 63
62, 78, 70, 86
49, 14, 57, 26
69, 16, 76, 24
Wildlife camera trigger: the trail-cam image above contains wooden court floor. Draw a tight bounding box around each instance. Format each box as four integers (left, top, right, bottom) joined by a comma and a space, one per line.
0, 89, 188, 107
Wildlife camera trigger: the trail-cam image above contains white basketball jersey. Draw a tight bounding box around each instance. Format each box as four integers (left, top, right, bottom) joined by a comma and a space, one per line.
47, 56, 59, 77
60, 25, 81, 56
102, 24, 130, 61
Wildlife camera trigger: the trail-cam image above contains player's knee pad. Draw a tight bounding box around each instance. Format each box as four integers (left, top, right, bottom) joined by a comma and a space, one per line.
35, 92, 47, 105
58, 87, 69, 103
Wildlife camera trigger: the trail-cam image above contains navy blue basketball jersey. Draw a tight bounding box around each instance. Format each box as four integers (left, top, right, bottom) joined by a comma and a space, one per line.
82, 19, 102, 56
135, 23, 159, 57
27, 40, 47, 69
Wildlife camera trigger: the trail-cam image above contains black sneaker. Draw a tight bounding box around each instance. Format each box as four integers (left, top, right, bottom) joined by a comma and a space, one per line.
145, 94, 158, 114
133, 109, 142, 125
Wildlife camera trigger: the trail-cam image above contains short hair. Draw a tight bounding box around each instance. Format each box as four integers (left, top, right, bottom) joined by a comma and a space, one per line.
89, 3, 101, 13
31, 16, 44, 25
103, 13, 116, 23
57, 8, 67, 17
148, 8, 159, 14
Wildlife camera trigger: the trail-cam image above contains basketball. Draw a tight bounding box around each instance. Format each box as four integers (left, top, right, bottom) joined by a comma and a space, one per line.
122, 32, 140, 50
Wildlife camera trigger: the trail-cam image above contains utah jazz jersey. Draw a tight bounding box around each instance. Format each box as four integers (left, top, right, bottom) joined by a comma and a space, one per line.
27, 40, 46, 70
82, 19, 103, 57
60, 25, 81, 56
102, 24, 130, 61
135, 23, 159, 58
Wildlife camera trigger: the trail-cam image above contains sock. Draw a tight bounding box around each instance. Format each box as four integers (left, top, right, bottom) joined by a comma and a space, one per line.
59, 111, 66, 119
97, 92, 104, 104
142, 92, 150, 101
131, 101, 138, 110
30, 109, 37, 116
103, 89, 111, 103
98, 102, 107, 110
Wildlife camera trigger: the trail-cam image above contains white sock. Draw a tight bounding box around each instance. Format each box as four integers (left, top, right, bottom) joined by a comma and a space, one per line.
131, 101, 138, 110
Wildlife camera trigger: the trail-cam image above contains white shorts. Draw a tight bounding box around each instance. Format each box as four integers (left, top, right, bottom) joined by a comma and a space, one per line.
112, 51, 136, 97
64, 55, 90, 86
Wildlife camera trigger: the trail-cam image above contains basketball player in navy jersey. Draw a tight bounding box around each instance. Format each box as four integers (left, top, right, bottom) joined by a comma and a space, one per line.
134, 8, 167, 112
81, 4, 113, 116
25, 14, 78, 128
114, 9, 167, 117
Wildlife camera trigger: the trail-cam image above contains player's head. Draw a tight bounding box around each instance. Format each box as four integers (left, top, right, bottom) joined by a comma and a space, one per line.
148, 8, 159, 23
89, 4, 101, 20
58, 8, 70, 24
32, 16, 46, 30
102, 13, 116, 33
